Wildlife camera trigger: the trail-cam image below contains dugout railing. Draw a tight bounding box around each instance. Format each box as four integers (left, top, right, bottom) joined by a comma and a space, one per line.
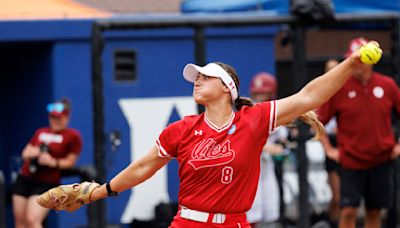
91, 12, 400, 228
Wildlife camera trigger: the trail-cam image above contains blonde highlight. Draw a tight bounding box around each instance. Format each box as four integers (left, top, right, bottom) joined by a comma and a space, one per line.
297, 110, 324, 140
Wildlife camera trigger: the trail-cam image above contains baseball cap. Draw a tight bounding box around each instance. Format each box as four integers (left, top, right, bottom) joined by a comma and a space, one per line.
183, 63, 238, 101
47, 102, 70, 117
344, 37, 368, 57
250, 72, 276, 94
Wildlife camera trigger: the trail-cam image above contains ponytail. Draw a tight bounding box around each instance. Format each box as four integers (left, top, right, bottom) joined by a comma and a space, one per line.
234, 96, 254, 111
214, 61, 324, 138
296, 110, 324, 140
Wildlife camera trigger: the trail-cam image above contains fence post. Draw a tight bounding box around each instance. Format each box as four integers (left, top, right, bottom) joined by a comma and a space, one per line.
293, 122, 311, 228
91, 22, 107, 228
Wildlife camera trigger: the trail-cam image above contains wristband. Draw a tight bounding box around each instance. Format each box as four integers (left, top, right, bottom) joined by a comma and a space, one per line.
106, 182, 118, 197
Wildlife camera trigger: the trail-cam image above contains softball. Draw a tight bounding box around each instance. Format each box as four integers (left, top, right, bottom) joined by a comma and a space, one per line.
359, 42, 382, 65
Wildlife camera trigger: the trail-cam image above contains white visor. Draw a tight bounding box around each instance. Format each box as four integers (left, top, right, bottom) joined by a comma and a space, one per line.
183, 63, 238, 101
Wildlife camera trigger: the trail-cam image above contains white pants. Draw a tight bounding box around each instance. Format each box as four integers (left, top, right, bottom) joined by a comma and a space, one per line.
247, 153, 280, 223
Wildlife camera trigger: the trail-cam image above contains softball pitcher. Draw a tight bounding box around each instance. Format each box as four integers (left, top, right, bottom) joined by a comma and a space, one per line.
37, 41, 380, 228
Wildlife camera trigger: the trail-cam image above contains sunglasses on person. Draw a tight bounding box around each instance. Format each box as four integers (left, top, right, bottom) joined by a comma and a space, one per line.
47, 103, 65, 114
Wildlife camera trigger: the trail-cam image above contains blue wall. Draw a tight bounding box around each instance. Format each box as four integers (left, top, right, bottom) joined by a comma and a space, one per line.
0, 19, 277, 227
51, 41, 95, 228
205, 26, 277, 97
101, 27, 195, 225
52, 41, 94, 168
0, 20, 94, 228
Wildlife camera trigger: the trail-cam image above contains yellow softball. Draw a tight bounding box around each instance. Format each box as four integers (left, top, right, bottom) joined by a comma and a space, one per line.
359, 42, 383, 65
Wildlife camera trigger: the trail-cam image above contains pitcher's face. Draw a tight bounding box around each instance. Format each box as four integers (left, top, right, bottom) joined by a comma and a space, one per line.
193, 73, 229, 104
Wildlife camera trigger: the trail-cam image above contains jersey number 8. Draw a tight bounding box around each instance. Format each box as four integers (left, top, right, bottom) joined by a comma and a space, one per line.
221, 166, 233, 184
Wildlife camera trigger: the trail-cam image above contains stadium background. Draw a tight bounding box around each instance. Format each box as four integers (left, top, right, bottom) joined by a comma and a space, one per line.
0, 0, 399, 227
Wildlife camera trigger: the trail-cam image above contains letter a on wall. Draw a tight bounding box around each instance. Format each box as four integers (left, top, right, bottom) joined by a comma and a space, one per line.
119, 96, 196, 222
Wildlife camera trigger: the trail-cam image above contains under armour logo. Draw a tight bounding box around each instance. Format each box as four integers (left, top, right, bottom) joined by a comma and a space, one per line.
228, 82, 235, 90
194, 130, 203, 136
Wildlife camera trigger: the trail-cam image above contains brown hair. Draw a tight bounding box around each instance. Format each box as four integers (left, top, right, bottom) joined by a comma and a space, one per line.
214, 62, 254, 110
55, 97, 72, 115
297, 111, 324, 139
59, 97, 71, 110
214, 62, 324, 139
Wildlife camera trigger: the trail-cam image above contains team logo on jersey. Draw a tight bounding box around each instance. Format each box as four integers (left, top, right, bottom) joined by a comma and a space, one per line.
373, 86, 384, 99
227, 124, 236, 135
194, 130, 203, 136
189, 138, 236, 170
348, 90, 357, 99
38, 132, 63, 144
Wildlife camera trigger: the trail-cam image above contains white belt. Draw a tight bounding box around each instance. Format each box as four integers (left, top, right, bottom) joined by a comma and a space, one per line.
179, 206, 226, 224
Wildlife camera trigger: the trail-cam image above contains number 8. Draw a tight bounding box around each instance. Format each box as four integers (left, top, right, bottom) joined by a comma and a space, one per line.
221, 166, 233, 184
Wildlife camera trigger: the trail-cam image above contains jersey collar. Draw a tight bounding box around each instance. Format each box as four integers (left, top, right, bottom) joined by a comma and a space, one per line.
204, 111, 235, 133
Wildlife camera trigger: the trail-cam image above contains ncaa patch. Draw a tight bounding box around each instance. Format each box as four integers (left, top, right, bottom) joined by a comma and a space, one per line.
228, 124, 236, 135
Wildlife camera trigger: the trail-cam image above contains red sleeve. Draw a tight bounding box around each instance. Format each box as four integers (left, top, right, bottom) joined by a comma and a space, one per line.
156, 120, 185, 158
69, 130, 83, 155
317, 99, 336, 125
243, 100, 276, 136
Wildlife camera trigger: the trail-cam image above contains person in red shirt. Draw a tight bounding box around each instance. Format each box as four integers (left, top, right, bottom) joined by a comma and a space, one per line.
318, 38, 400, 228
40, 43, 373, 227
12, 98, 83, 228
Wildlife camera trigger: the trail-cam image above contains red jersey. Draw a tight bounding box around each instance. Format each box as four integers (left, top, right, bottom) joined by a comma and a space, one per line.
156, 101, 277, 214
318, 72, 400, 169
21, 127, 83, 184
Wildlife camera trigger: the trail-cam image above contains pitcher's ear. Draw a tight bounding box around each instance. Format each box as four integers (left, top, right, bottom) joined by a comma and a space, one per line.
223, 84, 230, 93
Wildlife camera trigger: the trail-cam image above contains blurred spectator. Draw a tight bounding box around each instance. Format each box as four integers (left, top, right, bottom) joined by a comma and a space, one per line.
318, 38, 400, 228
12, 98, 83, 228
247, 72, 289, 228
